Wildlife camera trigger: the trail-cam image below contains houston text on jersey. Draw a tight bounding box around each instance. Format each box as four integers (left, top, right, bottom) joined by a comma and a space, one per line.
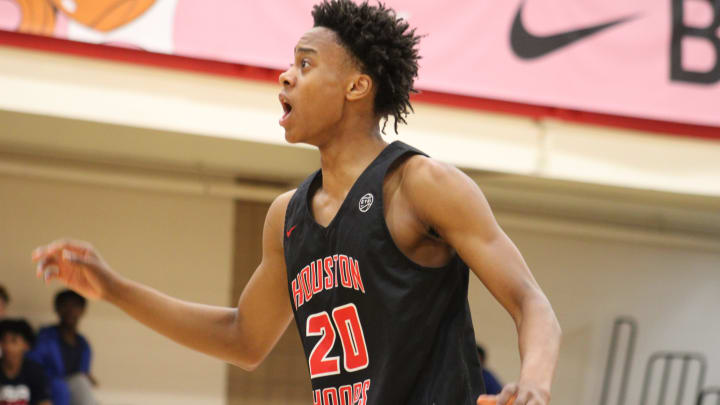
291, 254, 365, 309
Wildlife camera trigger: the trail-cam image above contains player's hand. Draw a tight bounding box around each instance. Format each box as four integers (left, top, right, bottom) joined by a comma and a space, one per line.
486, 382, 549, 405
32, 239, 119, 301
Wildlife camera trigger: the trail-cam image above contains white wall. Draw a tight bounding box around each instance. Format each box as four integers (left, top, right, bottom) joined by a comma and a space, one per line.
470, 214, 720, 405
0, 175, 234, 405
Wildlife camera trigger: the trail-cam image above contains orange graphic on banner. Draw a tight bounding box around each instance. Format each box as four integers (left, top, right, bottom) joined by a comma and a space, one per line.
13, 0, 155, 34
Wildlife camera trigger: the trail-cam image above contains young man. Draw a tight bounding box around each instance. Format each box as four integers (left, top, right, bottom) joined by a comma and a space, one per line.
0, 319, 52, 405
28, 291, 96, 405
31, 1, 561, 404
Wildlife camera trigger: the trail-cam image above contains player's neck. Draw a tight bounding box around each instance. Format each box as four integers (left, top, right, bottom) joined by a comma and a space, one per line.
59, 324, 78, 343
317, 127, 387, 200
1, 356, 22, 378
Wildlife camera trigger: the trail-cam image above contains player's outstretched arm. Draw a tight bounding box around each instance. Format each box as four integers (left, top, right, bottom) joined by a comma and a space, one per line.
31, 191, 295, 371
401, 157, 561, 405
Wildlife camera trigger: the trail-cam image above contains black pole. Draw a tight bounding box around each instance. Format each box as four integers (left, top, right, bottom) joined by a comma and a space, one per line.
599, 317, 637, 405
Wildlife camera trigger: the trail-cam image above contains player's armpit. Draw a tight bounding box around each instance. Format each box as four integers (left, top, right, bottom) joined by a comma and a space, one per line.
400, 156, 539, 320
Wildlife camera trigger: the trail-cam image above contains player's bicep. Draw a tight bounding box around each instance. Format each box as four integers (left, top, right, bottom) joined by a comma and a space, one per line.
232, 191, 295, 367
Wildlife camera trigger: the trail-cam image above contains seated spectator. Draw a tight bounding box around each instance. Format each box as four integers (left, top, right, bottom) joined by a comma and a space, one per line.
477, 344, 503, 395
28, 291, 96, 405
0, 285, 9, 319
0, 318, 52, 405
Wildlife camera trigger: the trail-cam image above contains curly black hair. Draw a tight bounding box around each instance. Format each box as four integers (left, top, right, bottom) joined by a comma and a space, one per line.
0, 318, 35, 346
312, 0, 421, 133
54, 289, 86, 311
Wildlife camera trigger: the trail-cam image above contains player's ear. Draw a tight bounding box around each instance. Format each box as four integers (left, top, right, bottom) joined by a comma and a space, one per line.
346, 73, 373, 102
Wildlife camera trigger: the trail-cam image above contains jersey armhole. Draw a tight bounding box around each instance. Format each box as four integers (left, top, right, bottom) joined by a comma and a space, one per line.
378, 152, 458, 272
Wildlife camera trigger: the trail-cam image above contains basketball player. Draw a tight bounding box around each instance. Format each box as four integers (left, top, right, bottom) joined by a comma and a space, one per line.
31, 1, 561, 404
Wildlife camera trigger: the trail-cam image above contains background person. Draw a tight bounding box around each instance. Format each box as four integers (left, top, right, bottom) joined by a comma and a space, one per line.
0, 285, 9, 319
477, 344, 503, 396
28, 290, 96, 405
0, 318, 52, 405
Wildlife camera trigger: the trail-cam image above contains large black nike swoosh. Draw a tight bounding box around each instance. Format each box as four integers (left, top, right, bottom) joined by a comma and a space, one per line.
510, 1, 638, 60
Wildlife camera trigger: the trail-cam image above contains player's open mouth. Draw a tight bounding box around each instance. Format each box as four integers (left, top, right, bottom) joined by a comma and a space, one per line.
279, 94, 293, 126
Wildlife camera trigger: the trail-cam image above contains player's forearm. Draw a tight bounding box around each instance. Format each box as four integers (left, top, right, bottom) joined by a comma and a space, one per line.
105, 276, 252, 368
516, 293, 561, 394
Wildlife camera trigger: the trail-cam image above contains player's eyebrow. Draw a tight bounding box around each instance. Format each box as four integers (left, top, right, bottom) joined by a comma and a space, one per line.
295, 47, 318, 55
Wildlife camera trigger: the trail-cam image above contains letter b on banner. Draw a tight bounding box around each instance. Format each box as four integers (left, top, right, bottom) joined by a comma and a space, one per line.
671, 0, 720, 84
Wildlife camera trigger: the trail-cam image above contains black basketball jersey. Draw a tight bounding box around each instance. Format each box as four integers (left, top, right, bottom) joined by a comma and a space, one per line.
284, 141, 485, 405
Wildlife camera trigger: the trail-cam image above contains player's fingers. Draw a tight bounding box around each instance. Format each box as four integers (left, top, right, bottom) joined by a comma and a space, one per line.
62, 249, 100, 270
513, 391, 530, 405
33, 241, 64, 262
43, 265, 60, 284
35, 255, 56, 278
34, 255, 61, 283
35, 255, 61, 284
50, 239, 92, 255
32, 245, 51, 262
497, 384, 518, 405
33, 239, 92, 262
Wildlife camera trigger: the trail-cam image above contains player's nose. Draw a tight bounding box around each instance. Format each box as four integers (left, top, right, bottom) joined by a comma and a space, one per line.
278, 68, 296, 88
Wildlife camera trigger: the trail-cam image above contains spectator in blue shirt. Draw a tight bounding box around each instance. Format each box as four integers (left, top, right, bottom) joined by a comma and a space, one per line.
28, 290, 96, 405
477, 344, 503, 395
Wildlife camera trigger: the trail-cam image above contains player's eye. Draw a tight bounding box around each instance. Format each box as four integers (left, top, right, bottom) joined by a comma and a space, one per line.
301, 59, 311, 68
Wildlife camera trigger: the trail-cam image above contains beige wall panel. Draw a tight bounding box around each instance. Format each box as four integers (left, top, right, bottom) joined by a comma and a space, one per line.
227, 200, 311, 405
0, 175, 234, 405
469, 214, 720, 405
543, 120, 720, 196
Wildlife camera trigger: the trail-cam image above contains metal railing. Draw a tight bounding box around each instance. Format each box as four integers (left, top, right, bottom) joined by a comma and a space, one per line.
696, 387, 720, 405
639, 351, 707, 405
599, 317, 638, 405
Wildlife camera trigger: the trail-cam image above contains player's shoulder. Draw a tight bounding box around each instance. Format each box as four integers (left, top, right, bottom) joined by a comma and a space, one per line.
267, 189, 297, 221
263, 189, 297, 248
267, 189, 299, 230
399, 154, 471, 195
271, 189, 297, 208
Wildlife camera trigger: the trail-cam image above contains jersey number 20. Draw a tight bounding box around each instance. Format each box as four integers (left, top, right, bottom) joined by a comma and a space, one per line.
306, 303, 369, 378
